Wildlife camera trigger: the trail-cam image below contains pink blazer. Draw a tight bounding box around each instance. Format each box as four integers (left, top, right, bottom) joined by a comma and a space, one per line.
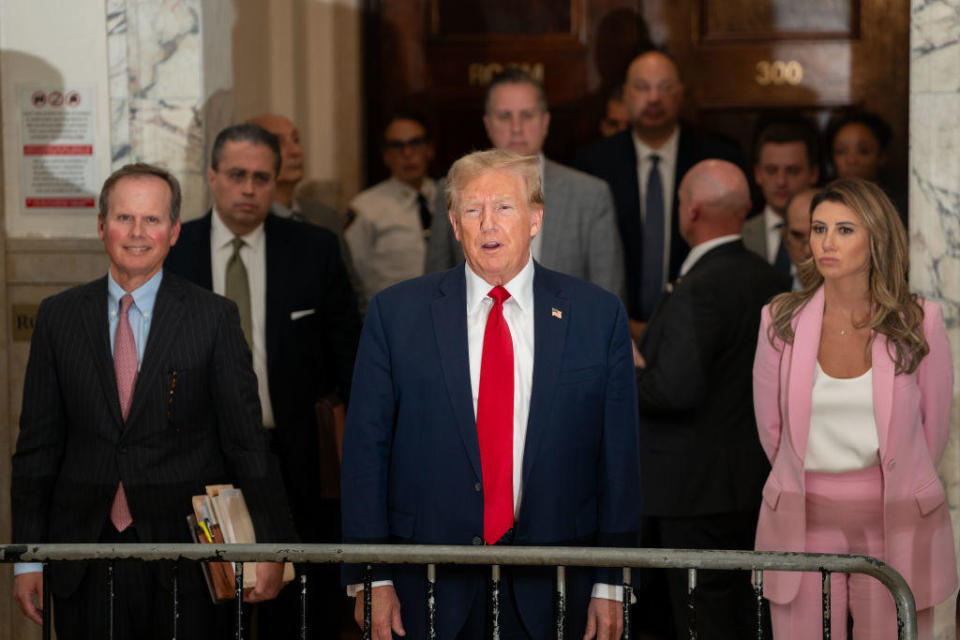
753, 286, 957, 607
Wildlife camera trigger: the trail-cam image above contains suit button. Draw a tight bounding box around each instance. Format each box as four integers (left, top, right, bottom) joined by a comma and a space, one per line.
119, 446, 127, 454
474, 482, 482, 492
472, 536, 482, 546
887, 459, 896, 471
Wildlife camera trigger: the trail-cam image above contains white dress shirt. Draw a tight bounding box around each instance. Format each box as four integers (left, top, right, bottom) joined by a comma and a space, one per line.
346, 177, 433, 306
633, 126, 680, 287
465, 258, 535, 513
210, 209, 275, 427
762, 205, 784, 265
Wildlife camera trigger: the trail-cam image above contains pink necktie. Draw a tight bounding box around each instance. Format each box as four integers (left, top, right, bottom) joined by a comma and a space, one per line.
476, 286, 514, 544
110, 294, 137, 532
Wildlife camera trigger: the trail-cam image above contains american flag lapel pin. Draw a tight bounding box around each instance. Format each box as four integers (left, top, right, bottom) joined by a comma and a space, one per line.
551, 307, 562, 319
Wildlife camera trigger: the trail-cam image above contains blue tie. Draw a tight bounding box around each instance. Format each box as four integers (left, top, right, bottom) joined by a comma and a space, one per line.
773, 222, 791, 276
642, 154, 665, 318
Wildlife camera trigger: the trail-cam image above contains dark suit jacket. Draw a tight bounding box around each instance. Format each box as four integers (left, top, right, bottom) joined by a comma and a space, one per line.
341, 263, 641, 639
11, 271, 295, 596
635, 240, 788, 517
165, 212, 361, 537
574, 126, 744, 319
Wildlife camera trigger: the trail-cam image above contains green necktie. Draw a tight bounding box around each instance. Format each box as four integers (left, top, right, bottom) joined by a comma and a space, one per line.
225, 237, 252, 346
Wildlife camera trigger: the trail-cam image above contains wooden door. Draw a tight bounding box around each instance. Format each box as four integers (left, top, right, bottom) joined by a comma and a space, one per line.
364, 0, 908, 208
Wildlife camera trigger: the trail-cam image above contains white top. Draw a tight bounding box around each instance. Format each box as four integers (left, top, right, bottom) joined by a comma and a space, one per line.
346, 177, 433, 306
211, 209, 275, 428
633, 126, 680, 286
805, 361, 880, 472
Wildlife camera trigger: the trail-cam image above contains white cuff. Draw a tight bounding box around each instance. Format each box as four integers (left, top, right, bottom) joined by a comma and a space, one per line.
346, 579, 394, 597
14, 563, 43, 576
591, 582, 637, 604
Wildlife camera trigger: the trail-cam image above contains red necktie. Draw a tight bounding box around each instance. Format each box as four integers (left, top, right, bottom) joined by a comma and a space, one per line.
476, 286, 514, 544
110, 294, 137, 532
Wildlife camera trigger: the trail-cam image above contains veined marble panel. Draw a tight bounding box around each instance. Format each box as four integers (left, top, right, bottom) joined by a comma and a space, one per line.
104, 0, 215, 208
910, 2, 960, 635
124, 0, 201, 99
129, 98, 206, 214
910, 92, 960, 323
911, 0, 960, 93
107, 0, 132, 168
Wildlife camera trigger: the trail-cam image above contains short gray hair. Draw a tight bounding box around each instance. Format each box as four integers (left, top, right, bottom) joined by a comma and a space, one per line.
445, 149, 544, 215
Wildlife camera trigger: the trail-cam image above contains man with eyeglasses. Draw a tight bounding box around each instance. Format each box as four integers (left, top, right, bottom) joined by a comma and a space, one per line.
165, 123, 361, 638
427, 67, 625, 299
345, 113, 436, 308
576, 49, 744, 340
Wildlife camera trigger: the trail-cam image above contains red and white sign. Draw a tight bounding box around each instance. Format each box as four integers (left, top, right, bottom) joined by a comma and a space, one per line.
19, 86, 98, 212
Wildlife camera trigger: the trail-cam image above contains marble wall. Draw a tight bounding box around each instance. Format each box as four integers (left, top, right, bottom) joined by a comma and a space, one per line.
910, 0, 960, 636
106, 0, 234, 218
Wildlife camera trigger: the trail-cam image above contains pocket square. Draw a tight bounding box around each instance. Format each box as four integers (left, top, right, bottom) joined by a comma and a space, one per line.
290, 309, 316, 320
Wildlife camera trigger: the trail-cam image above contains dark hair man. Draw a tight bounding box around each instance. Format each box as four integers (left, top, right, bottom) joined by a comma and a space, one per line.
165, 124, 362, 638
743, 117, 820, 276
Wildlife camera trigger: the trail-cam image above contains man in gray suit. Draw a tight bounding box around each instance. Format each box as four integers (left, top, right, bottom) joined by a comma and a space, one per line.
426, 67, 624, 296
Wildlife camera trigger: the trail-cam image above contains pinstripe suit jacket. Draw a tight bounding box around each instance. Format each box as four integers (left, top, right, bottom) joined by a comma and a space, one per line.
11, 271, 295, 596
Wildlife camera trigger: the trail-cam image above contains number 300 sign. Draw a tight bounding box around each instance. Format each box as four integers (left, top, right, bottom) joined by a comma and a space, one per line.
755, 60, 803, 86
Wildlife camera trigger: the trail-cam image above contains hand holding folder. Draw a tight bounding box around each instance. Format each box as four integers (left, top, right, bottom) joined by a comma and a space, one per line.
188, 485, 294, 603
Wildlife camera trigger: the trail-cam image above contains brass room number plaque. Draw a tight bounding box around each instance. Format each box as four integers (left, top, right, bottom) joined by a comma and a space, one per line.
755, 60, 804, 86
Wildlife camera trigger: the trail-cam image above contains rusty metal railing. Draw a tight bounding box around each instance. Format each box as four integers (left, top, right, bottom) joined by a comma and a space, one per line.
0, 543, 918, 639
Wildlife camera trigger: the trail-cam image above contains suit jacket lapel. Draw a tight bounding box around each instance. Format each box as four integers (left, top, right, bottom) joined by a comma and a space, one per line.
184, 212, 214, 290
124, 272, 186, 428
788, 287, 824, 458
431, 265, 482, 481
613, 132, 641, 246
871, 332, 894, 454
264, 214, 283, 380
521, 264, 568, 489
79, 277, 124, 430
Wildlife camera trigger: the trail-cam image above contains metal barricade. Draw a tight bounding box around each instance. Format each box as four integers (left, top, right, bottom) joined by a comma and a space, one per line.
0, 543, 918, 640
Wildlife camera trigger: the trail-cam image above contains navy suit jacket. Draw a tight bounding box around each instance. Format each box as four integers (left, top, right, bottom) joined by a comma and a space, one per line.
341, 262, 641, 638
165, 212, 361, 538
575, 126, 744, 320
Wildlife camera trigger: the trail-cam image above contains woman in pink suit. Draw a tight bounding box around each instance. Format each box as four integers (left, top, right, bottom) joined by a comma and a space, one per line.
753, 178, 956, 639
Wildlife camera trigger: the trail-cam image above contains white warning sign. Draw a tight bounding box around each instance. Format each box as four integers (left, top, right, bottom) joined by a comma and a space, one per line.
19, 86, 98, 211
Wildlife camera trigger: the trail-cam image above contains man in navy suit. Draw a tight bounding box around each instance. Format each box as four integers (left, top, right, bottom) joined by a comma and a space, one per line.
575, 50, 744, 337
342, 149, 641, 640
165, 124, 361, 637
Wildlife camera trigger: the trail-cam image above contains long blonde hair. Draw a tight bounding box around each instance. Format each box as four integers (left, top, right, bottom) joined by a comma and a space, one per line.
768, 178, 927, 374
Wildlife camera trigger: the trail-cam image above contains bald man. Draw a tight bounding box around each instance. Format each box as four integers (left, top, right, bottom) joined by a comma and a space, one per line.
249, 113, 345, 234
782, 188, 817, 291
635, 160, 788, 638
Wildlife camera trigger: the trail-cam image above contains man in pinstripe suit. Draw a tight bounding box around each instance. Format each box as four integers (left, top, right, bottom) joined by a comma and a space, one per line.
11, 163, 295, 639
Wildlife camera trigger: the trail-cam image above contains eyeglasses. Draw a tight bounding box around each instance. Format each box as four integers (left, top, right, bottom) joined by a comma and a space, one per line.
383, 137, 429, 152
